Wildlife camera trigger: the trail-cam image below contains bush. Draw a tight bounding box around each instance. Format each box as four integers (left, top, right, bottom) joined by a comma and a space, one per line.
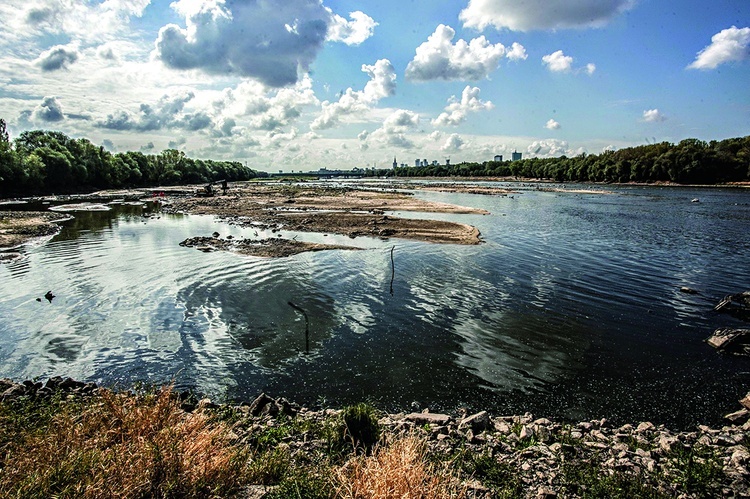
341, 403, 380, 451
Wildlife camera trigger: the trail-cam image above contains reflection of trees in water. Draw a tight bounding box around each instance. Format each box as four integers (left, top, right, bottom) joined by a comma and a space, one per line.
52, 204, 158, 242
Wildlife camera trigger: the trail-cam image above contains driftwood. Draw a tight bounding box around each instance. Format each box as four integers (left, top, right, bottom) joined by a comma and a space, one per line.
706, 328, 750, 356
714, 291, 750, 321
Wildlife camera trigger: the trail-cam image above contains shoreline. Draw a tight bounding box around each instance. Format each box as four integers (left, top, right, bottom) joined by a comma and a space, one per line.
1, 377, 749, 497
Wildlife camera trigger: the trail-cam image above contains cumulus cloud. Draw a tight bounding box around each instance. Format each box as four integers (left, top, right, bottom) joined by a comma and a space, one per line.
527, 139, 570, 157
642, 109, 666, 122
35, 44, 79, 71
542, 50, 595, 74
688, 26, 750, 70
506, 42, 528, 61
36, 96, 65, 122
405, 24, 522, 81
97, 89, 215, 132
363, 109, 420, 149
432, 86, 494, 127
211, 76, 318, 134
545, 118, 560, 130
326, 10, 378, 45
460, 0, 635, 31
542, 50, 573, 72
6, 0, 150, 43
311, 59, 396, 131
441, 133, 465, 152
154, 0, 373, 87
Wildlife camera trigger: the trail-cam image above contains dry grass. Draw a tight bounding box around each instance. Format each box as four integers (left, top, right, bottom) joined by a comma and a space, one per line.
336, 434, 467, 499
0, 386, 247, 498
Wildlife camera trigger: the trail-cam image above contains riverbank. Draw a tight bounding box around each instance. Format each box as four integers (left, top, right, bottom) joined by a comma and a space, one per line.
1, 378, 749, 498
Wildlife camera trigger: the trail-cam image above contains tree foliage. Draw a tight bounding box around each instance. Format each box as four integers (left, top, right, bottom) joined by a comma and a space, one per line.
0, 119, 263, 197
366, 136, 750, 184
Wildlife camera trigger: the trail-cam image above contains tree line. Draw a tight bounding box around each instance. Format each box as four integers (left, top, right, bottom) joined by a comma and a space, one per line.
370, 136, 750, 184
0, 119, 263, 197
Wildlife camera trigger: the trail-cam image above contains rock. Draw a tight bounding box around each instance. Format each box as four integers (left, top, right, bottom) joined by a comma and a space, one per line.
459, 411, 490, 432
741, 393, 750, 410
706, 328, 750, 355
405, 412, 451, 425
714, 291, 750, 320
248, 393, 274, 416
658, 435, 679, 454
636, 422, 655, 433
679, 287, 699, 294
537, 486, 557, 499
725, 408, 750, 424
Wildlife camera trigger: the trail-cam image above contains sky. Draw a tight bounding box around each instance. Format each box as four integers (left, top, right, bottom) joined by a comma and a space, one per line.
0, 0, 748, 172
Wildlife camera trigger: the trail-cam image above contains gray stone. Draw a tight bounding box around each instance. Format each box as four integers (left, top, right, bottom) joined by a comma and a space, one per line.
459, 410, 490, 432
405, 412, 451, 425
725, 408, 750, 423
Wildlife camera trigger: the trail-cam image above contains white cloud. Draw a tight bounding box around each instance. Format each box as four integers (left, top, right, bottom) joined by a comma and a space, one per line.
364, 109, 420, 149
155, 0, 374, 87
35, 43, 79, 71
441, 133, 465, 152
326, 10, 378, 45
96, 89, 214, 132
460, 0, 635, 31
432, 86, 494, 127
688, 26, 750, 70
545, 118, 560, 130
542, 50, 573, 72
542, 50, 595, 75
506, 42, 528, 61
218, 75, 319, 132
2, 0, 150, 44
527, 139, 570, 157
642, 109, 666, 122
311, 59, 396, 131
405, 24, 517, 81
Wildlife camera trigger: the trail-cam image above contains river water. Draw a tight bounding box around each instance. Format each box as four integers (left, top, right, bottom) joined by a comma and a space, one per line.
1, 182, 749, 428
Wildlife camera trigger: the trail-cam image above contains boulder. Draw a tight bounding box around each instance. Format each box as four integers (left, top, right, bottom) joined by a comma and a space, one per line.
706, 328, 750, 356
459, 410, 490, 432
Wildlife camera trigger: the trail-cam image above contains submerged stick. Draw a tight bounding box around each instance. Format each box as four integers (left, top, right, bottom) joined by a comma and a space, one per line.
288, 301, 310, 353
390, 245, 395, 296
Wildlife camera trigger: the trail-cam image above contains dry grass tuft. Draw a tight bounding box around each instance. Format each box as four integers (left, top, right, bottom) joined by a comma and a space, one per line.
336, 434, 466, 499
0, 386, 246, 498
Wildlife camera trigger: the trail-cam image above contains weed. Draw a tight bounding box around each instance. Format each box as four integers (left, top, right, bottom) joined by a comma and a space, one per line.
667, 444, 723, 496
341, 403, 380, 452
336, 434, 465, 498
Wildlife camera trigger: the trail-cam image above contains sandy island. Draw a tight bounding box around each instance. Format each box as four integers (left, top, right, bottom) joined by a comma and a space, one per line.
163, 183, 487, 254
0, 211, 70, 251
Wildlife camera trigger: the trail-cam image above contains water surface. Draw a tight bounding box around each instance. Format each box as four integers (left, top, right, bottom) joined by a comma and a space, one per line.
1, 183, 749, 428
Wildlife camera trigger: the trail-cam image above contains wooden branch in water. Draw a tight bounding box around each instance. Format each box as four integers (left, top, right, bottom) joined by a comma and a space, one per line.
390, 245, 395, 296
288, 301, 310, 353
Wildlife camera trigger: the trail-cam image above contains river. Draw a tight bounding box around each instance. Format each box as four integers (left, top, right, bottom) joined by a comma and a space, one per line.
1, 181, 749, 428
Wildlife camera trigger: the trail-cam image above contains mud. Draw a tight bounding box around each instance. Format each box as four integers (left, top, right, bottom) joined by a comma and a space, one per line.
164, 183, 486, 248
179, 236, 362, 258
0, 211, 70, 249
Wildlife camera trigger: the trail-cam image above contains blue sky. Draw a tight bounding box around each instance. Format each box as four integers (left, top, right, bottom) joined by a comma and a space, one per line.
0, 0, 748, 171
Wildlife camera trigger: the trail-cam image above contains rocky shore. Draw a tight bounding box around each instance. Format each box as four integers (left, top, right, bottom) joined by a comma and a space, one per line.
2, 377, 749, 498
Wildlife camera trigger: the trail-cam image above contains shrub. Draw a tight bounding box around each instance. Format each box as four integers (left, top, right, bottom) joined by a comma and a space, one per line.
341, 403, 380, 452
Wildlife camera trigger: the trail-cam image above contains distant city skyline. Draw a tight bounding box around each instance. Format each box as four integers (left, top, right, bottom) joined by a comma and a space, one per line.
0, 0, 748, 172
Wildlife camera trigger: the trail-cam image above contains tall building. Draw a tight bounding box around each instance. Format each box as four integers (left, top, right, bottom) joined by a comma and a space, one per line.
393, 157, 397, 169
512, 151, 522, 161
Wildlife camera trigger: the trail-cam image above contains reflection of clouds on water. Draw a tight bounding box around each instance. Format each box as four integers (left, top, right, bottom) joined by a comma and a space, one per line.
403, 245, 585, 393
